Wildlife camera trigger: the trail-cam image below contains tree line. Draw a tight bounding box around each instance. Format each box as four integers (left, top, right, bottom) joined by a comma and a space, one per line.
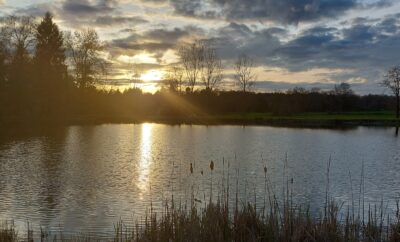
0, 13, 397, 124
0, 13, 108, 121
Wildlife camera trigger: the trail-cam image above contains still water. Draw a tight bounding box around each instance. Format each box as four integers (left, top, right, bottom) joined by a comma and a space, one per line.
0, 124, 399, 235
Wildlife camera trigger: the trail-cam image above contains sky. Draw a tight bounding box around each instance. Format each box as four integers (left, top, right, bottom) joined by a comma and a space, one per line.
1, 0, 400, 94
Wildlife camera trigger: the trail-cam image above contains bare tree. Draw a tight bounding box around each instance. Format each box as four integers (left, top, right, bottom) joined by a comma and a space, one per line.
65, 29, 105, 89
202, 45, 223, 91
234, 54, 256, 92
131, 63, 143, 86
333, 82, 353, 95
0, 26, 10, 88
164, 65, 184, 93
382, 66, 400, 118
3, 16, 36, 57
178, 41, 204, 92
1, 16, 36, 91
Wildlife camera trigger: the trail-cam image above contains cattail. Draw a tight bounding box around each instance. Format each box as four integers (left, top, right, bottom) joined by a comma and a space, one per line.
190, 163, 193, 174
264, 166, 267, 174
209, 160, 214, 202
290, 178, 294, 184
201, 170, 203, 176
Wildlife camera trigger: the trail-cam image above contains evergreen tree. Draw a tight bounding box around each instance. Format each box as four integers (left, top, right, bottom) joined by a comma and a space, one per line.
34, 12, 68, 115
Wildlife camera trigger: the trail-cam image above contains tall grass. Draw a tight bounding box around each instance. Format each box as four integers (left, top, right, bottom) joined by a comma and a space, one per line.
3, 200, 400, 241
2, 158, 400, 242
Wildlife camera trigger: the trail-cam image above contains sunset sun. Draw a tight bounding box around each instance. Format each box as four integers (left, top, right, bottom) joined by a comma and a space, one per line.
140, 70, 164, 82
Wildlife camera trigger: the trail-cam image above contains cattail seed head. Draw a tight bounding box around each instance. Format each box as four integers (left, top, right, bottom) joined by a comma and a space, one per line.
210, 161, 214, 171
190, 163, 193, 174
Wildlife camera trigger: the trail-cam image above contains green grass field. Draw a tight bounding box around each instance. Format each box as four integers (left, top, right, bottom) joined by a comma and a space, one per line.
208, 111, 400, 126
217, 111, 394, 120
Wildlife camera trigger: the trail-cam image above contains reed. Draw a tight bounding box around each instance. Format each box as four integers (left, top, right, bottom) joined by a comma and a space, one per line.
1, 158, 399, 242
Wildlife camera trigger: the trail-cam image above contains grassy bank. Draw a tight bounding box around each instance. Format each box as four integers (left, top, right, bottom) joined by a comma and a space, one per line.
67, 111, 400, 127
1, 111, 399, 128
210, 111, 400, 126
2, 198, 400, 241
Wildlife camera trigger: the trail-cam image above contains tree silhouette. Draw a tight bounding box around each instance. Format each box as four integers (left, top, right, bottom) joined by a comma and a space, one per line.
179, 41, 204, 92
333, 82, 354, 95
382, 66, 400, 118
234, 54, 256, 92
34, 12, 68, 114
202, 44, 223, 91
0, 28, 9, 89
66, 29, 104, 89
163, 65, 184, 93
4, 16, 36, 90
2, 16, 36, 115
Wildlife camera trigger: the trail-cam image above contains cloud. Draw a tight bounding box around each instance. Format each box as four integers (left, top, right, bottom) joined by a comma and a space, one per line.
13, 3, 56, 17
142, 0, 358, 24
206, 22, 283, 61
269, 15, 400, 72
4, 0, 399, 94
109, 26, 202, 55
62, 0, 118, 16
95, 16, 148, 26
142, 0, 394, 24
198, 13, 400, 93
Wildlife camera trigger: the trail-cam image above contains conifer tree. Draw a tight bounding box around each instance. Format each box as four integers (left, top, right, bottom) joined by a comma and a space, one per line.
34, 12, 67, 113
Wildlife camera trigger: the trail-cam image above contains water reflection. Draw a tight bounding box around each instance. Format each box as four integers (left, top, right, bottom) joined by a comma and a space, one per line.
137, 123, 153, 199
0, 124, 399, 235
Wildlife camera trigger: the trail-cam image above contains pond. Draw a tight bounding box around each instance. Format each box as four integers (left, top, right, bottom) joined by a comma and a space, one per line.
0, 124, 399, 236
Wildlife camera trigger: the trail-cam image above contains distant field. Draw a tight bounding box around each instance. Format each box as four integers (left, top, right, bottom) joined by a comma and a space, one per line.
217, 111, 396, 121
4, 111, 399, 127
208, 111, 400, 126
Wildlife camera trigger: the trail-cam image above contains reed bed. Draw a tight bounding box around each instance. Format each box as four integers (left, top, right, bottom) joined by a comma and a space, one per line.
2, 159, 400, 242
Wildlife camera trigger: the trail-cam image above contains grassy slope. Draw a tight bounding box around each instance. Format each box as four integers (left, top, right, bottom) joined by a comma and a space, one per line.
4, 111, 398, 126
202, 111, 400, 126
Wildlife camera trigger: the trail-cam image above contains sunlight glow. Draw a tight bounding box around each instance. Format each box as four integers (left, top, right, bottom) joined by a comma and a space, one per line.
140, 70, 164, 82
137, 123, 153, 199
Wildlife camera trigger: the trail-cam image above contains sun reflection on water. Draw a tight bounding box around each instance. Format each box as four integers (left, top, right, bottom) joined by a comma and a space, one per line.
137, 123, 153, 199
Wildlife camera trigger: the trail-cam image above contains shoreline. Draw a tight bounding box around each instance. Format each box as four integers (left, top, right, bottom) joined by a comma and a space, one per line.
1, 112, 400, 129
